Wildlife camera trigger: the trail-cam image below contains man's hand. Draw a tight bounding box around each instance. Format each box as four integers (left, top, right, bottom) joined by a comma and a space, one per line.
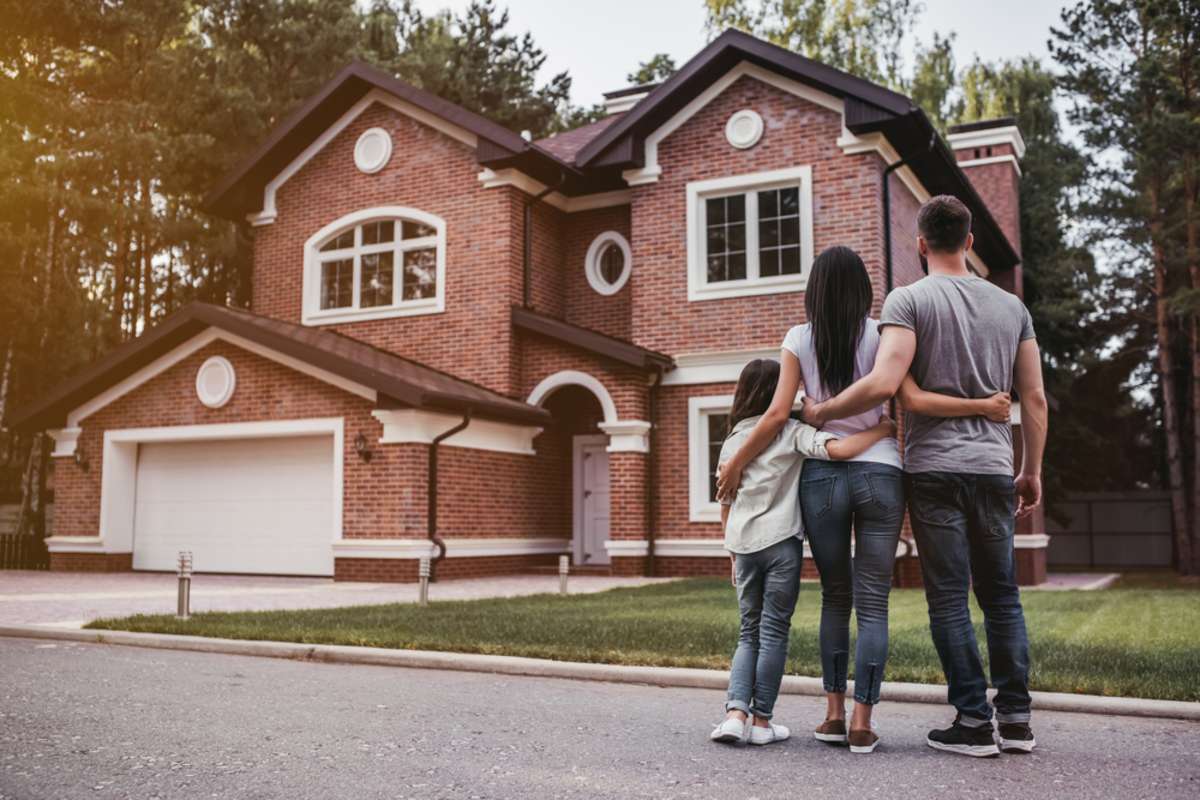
801, 398, 826, 427
1015, 473, 1042, 518
729, 554, 737, 588
981, 392, 1012, 423
878, 414, 898, 438
716, 461, 742, 503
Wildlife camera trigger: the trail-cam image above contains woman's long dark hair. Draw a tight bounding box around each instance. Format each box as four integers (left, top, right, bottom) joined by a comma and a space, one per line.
727, 359, 780, 435
804, 245, 873, 396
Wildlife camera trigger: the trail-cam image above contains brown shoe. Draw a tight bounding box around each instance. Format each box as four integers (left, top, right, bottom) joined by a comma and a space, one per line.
813, 718, 847, 744
849, 728, 880, 754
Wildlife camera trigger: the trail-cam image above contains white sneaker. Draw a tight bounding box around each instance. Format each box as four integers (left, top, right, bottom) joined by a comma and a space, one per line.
748, 722, 790, 746
710, 716, 750, 744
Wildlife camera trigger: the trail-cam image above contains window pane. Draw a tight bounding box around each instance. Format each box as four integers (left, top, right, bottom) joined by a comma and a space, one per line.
760, 248, 780, 277
402, 248, 437, 300
320, 259, 353, 309
705, 193, 748, 284
707, 413, 730, 503
780, 187, 800, 215
360, 251, 394, 308
727, 222, 745, 252
780, 246, 801, 274
727, 251, 746, 281
362, 221, 394, 245
781, 216, 800, 246
758, 189, 778, 218
760, 218, 779, 248
320, 230, 355, 252
706, 226, 726, 253
598, 243, 625, 285
707, 254, 727, 283
706, 197, 725, 225
402, 220, 436, 239
727, 194, 745, 223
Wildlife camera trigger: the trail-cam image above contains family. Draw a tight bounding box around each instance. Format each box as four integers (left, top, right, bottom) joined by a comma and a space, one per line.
709, 195, 1048, 757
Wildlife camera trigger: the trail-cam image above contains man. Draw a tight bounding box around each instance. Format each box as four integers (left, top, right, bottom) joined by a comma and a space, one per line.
801, 194, 1048, 757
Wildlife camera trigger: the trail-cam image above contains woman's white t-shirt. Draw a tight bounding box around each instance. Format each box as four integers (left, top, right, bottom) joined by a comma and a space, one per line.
781, 318, 902, 469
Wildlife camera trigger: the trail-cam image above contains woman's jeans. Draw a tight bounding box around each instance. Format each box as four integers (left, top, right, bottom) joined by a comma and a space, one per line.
726, 536, 803, 720
801, 459, 904, 705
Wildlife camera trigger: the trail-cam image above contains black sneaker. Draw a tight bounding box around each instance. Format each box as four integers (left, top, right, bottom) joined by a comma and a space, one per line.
997, 722, 1036, 753
926, 716, 1000, 758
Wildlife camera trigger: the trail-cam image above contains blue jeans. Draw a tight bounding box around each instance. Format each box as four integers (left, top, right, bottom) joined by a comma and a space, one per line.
906, 471, 1032, 726
726, 536, 803, 720
801, 459, 904, 705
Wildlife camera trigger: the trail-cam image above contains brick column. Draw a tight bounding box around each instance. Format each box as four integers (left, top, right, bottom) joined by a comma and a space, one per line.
608, 450, 649, 575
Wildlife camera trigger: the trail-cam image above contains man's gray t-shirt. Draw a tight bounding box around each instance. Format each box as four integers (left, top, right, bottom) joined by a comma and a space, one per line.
880, 274, 1035, 475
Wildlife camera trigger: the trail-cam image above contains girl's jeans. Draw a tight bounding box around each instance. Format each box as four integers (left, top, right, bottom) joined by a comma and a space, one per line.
801, 459, 904, 705
726, 536, 803, 720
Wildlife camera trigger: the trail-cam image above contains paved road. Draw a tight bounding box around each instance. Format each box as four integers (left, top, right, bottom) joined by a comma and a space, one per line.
1, 638, 1197, 800
0, 571, 669, 627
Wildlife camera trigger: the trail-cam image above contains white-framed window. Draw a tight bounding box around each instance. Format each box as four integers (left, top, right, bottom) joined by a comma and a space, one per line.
584, 231, 632, 295
688, 394, 733, 522
685, 165, 814, 302
302, 206, 446, 325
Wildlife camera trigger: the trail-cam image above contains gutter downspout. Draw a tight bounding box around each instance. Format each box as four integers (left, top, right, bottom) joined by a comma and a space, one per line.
428, 411, 471, 581
523, 171, 568, 308
644, 366, 664, 577
882, 158, 907, 295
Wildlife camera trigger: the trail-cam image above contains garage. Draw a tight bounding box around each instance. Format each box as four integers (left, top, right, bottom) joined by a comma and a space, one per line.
131, 435, 336, 576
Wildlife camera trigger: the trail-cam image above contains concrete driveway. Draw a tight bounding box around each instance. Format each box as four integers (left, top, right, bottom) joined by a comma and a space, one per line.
0, 570, 670, 627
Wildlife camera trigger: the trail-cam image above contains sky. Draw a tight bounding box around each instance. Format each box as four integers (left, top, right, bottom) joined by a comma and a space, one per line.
412, 0, 1075, 108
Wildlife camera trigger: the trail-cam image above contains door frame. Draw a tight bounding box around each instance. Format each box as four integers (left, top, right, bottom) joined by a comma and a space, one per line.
571, 434, 609, 565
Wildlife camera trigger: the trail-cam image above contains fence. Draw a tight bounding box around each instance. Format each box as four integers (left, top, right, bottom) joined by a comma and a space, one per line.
1046, 492, 1173, 568
0, 502, 52, 570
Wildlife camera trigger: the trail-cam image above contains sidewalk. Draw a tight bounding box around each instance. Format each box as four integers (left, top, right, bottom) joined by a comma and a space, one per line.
0, 570, 672, 626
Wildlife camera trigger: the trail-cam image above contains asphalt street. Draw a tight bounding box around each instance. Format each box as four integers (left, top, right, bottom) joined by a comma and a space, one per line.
1, 637, 1197, 800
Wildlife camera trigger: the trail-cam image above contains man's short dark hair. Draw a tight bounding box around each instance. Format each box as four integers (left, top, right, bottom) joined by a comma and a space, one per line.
917, 195, 972, 253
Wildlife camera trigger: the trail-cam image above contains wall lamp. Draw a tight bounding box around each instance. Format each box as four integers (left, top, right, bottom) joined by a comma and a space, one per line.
73, 446, 89, 473
354, 433, 374, 463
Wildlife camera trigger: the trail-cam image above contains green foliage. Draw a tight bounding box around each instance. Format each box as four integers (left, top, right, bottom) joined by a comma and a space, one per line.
627, 53, 677, 85
88, 579, 1200, 701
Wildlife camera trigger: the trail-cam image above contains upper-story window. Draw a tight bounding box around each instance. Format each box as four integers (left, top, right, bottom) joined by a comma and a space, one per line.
685, 165, 814, 302
303, 206, 446, 325
584, 231, 632, 295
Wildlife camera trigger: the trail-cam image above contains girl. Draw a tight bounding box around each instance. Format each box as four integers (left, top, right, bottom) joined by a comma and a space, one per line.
714, 246, 1011, 753
710, 357, 896, 746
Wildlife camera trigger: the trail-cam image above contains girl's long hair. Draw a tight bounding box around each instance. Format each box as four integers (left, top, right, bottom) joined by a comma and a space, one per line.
804, 245, 873, 396
727, 359, 780, 435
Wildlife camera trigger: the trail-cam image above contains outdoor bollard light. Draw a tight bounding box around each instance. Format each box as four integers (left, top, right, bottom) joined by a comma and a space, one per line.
176, 551, 193, 620
418, 557, 431, 606
559, 555, 569, 595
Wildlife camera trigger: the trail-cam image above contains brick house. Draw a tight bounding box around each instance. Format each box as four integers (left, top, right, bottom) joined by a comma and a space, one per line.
11, 30, 1047, 584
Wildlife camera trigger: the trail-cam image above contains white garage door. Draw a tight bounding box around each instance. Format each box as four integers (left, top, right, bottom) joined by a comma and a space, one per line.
132, 435, 335, 576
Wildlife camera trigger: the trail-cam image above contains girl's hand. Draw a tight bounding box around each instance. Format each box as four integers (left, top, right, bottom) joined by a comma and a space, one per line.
729, 554, 737, 588
980, 392, 1012, 423
878, 415, 898, 438
716, 461, 742, 503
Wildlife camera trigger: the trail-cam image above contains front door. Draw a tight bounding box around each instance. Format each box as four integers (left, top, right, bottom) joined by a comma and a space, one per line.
573, 435, 611, 565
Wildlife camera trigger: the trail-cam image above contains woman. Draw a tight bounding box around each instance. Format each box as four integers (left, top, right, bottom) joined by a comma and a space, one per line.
716, 246, 1008, 754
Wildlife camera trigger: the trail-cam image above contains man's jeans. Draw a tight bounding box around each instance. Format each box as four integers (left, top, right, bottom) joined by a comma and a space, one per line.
801, 459, 904, 705
905, 471, 1032, 727
727, 536, 803, 720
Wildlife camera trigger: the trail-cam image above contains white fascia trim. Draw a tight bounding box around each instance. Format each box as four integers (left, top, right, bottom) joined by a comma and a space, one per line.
1014, 534, 1050, 549
477, 168, 632, 212
98, 418, 344, 554
65, 328, 375, 430
662, 347, 780, 386
624, 61, 844, 186
301, 206, 447, 326
371, 409, 541, 456
598, 420, 651, 453
48, 427, 82, 458
527, 370, 619, 424
248, 89, 478, 226
604, 539, 650, 557
44, 535, 109, 553
945, 125, 1026, 159
685, 165, 814, 302
332, 537, 570, 559
688, 394, 733, 522
604, 92, 648, 114
956, 154, 1022, 176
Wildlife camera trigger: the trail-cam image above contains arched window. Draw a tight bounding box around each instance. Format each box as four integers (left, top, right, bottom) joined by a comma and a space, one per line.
303, 207, 446, 325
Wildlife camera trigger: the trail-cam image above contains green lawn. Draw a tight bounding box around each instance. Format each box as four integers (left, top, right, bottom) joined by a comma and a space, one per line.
86, 580, 1200, 702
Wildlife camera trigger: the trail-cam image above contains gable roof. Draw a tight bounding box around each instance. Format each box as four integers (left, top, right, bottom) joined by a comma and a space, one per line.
8, 303, 550, 433
511, 306, 673, 372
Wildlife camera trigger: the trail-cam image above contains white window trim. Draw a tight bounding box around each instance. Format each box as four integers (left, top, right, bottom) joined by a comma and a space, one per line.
686, 165, 814, 303
302, 206, 446, 326
584, 231, 632, 295
688, 394, 733, 522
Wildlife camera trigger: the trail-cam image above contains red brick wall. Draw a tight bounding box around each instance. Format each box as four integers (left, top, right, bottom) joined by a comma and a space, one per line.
954, 142, 1022, 294
652, 383, 735, 542
628, 75, 889, 355
252, 102, 523, 396
562, 205, 633, 340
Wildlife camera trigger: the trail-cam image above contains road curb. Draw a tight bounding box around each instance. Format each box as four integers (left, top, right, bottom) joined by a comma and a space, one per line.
2, 623, 1197, 722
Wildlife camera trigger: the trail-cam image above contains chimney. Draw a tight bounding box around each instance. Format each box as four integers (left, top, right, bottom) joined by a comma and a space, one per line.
946, 118, 1025, 297
601, 82, 658, 115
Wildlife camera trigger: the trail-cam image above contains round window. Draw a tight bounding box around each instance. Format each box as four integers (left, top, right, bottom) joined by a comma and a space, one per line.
725, 109, 764, 149
195, 356, 236, 408
354, 127, 393, 174
585, 232, 632, 295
